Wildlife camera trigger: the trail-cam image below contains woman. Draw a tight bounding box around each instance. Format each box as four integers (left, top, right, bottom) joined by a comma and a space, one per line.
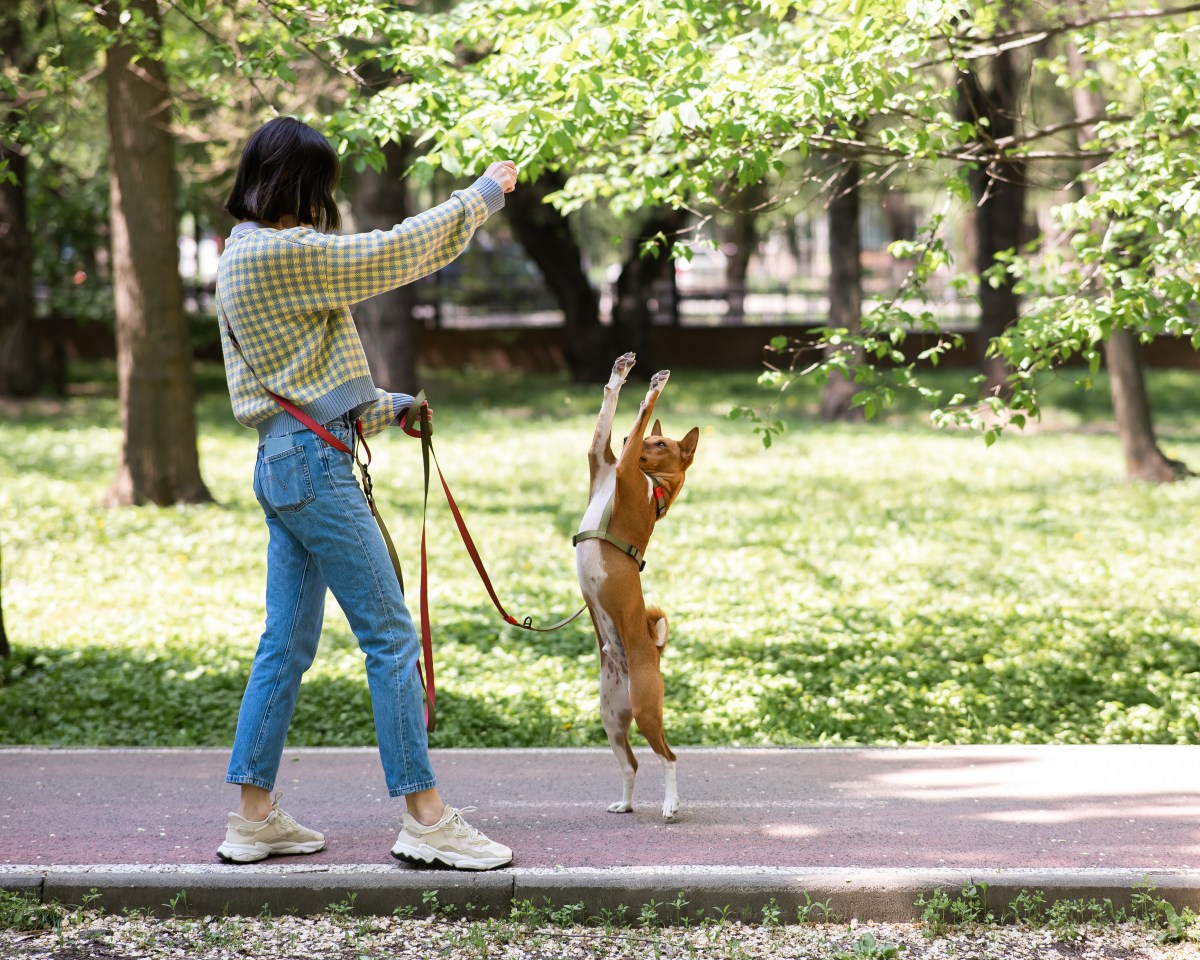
214, 116, 517, 869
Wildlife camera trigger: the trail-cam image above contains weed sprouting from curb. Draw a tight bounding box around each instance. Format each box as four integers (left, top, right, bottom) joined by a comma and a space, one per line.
915, 881, 995, 936
1131, 879, 1200, 945
834, 931, 904, 959
163, 889, 188, 917
913, 878, 1200, 944
797, 891, 841, 925
760, 897, 783, 927
0, 889, 64, 934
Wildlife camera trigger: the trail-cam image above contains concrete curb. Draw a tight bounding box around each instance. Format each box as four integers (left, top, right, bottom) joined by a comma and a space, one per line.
4, 866, 1200, 922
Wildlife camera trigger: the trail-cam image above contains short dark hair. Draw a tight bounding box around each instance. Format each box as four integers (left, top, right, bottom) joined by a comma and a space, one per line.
225, 117, 341, 232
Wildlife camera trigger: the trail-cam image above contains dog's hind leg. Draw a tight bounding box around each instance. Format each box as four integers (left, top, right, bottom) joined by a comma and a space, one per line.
599, 653, 638, 813
627, 643, 679, 820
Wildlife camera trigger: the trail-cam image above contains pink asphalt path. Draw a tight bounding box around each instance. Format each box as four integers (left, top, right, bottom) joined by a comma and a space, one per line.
3, 746, 1198, 871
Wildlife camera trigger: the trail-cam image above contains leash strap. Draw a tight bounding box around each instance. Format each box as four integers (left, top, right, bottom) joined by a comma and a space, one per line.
353, 428, 405, 595
407, 397, 438, 732
225, 319, 436, 731
418, 427, 588, 633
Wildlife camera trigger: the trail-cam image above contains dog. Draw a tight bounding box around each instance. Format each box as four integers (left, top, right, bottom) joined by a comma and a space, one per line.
573, 353, 699, 819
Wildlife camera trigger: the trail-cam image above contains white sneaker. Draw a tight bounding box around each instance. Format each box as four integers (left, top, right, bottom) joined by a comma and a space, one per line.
391, 806, 512, 870
216, 793, 325, 863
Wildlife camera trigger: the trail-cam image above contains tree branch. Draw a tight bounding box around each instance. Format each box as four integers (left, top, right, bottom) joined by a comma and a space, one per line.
254, 0, 368, 89
989, 113, 1132, 151
918, 3, 1200, 68
804, 131, 1115, 164
161, 0, 275, 107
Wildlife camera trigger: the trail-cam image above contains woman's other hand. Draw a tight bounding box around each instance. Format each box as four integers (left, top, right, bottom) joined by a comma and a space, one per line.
483, 161, 518, 193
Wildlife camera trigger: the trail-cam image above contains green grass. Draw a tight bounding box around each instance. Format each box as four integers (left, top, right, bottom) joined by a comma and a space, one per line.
2, 362, 1200, 748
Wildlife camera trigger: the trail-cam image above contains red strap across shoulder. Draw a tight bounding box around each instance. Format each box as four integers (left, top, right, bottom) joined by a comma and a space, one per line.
264, 389, 353, 454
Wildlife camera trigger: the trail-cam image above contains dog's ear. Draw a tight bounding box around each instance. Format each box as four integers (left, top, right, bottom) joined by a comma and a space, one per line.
678, 427, 699, 464
650, 419, 663, 437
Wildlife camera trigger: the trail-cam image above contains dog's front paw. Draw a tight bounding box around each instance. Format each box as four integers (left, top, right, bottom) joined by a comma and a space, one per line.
662, 797, 680, 820
612, 353, 637, 380
649, 369, 670, 392
607, 800, 634, 814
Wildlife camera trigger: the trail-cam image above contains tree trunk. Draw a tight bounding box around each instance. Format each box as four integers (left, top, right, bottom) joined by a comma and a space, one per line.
820, 157, 866, 422
0, 4, 40, 397
1067, 42, 1187, 481
1104, 329, 1187, 481
721, 181, 766, 325
100, 0, 211, 505
613, 208, 688, 372
352, 140, 420, 390
504, 171, 609, 382
957, 45, 1026, 397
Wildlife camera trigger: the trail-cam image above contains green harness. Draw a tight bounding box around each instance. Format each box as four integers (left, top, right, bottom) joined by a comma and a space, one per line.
572, 477, 668, 571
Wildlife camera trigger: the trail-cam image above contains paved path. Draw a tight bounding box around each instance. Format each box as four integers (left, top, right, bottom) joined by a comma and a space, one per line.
3, 746, 1199, 919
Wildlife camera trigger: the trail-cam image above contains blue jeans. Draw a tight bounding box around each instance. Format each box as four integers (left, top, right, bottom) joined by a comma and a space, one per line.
226, 417, 436, 797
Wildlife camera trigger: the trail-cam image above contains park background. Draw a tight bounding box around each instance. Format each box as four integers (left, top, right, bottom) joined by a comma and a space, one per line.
1, 0, 1199, 752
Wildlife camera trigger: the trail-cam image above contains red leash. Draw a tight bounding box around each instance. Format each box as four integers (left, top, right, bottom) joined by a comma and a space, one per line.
403, 405, 587, 635
403, 398, 438, 738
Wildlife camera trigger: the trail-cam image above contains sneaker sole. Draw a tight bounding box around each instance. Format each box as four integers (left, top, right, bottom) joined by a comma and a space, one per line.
390, 844, 511, 871
216, 840, 326, 864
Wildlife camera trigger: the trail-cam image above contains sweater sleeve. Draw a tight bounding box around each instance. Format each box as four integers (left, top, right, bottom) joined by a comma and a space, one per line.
356, 390, 418, 438
312, 177, 505, 309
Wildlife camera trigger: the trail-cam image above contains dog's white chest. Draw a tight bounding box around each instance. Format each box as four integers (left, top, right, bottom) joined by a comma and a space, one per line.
576, 471, 616, 604
578, 470, 617, 535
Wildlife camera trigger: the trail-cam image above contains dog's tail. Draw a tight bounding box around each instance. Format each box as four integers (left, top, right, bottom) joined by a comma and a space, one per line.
646, 606, 668, 652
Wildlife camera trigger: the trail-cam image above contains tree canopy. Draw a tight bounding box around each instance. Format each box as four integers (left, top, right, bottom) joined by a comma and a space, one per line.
320, 0, 1200, 441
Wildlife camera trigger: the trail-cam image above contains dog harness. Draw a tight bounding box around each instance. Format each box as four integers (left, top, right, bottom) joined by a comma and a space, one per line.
572, 477, 668, 571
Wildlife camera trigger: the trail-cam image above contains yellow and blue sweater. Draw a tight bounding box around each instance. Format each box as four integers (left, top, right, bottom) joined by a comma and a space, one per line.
216, 176, 505, 440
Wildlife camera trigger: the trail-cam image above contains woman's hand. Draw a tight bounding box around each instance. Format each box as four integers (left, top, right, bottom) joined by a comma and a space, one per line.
400, 402, 433, 433
483, 160, 518, 193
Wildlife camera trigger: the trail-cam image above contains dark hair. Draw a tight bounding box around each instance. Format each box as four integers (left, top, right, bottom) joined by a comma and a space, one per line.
225, 117, 341, 232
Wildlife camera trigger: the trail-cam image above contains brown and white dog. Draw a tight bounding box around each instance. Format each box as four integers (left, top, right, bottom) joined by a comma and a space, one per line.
574, 353, 699, 819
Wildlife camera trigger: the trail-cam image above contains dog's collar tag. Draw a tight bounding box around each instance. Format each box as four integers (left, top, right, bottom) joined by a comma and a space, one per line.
649, 477, 668, 519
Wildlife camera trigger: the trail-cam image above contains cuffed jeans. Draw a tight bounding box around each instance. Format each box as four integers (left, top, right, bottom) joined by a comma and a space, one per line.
226, 416, 436, 797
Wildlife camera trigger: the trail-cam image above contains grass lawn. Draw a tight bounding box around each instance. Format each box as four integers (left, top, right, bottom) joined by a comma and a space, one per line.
2, 361, 1199, 749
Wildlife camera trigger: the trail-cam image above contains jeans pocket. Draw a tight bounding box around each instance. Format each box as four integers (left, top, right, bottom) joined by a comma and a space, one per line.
259, 446, 316, 513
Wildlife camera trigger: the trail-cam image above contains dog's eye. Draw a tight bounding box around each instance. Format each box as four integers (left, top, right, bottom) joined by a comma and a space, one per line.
657, 441, 666, 448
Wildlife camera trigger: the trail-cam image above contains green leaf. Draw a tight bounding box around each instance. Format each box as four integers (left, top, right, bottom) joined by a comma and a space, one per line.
651, 111, 676, 140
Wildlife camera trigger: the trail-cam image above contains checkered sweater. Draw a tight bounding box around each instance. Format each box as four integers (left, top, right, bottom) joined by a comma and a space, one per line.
217, 176, 505, 440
